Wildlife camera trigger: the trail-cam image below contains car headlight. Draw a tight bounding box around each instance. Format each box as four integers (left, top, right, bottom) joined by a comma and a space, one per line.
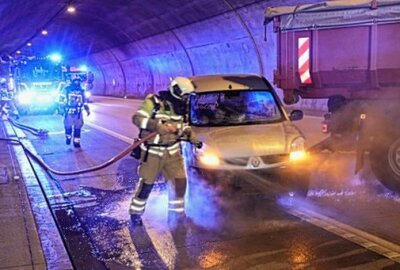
18, 91, 35, 104
194, 143, 220, 167
289, 137, 307, 161
199, 153, 220, 167
50, 90, 59, 96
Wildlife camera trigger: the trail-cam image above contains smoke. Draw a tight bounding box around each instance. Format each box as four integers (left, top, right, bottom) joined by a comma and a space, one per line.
185, 170, 223, 230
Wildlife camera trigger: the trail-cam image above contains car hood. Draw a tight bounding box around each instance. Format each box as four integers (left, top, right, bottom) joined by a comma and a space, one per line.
192, 121, 302, 157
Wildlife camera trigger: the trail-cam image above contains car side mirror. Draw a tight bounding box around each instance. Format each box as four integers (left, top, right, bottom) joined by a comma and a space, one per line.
289, 110, 303, 121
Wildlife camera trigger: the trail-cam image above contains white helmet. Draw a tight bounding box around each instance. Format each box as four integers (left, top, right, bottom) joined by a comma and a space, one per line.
169, 77, 194, 99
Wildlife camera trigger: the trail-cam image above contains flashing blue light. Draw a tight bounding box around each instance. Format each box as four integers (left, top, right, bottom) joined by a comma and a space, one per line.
79, 65, 88, 72
49, 53, 62, 62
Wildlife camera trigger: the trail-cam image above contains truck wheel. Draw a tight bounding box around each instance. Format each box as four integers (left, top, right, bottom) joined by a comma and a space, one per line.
370, 135, 400, 193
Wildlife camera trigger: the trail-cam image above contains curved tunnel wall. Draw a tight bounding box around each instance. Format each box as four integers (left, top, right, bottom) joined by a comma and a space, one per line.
74, 0, 327, 111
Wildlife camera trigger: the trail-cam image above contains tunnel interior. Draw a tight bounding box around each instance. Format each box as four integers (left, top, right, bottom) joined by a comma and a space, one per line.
0, 0, 323, 101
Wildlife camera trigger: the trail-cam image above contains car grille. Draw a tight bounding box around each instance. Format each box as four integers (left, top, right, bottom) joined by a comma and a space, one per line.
223, 154, 289, 166
261, 154, 289, 164
224, 157, 248, 166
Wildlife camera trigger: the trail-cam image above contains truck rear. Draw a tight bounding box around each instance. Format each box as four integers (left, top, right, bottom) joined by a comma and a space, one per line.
265, 0, 400, 192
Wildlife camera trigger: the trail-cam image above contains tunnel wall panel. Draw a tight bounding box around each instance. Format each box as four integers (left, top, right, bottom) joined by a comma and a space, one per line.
120, 58, 153, 98
81, 0, 328, 111
186, 38, 260, 75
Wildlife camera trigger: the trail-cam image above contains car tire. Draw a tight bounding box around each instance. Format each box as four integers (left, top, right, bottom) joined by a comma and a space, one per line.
283, 170, 310, 197
370, 134, 400, 193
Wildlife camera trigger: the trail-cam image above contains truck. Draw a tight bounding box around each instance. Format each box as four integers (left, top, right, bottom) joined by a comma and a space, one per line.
11, 56, 64, 114
265, 0, 400, 193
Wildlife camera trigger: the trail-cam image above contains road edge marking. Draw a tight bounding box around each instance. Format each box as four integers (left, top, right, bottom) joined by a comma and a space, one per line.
245, 171, 400, 263
4, 121, 74, 269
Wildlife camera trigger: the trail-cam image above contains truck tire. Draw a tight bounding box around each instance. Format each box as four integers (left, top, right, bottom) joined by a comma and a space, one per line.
370, 135, 400, 193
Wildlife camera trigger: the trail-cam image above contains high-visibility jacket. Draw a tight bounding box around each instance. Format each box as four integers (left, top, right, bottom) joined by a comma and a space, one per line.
59, 85, 89, 115
133, 94, 193, 157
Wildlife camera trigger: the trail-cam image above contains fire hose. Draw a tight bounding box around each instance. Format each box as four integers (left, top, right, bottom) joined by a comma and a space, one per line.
0, 132, 157, 176
8, 117, 49, 137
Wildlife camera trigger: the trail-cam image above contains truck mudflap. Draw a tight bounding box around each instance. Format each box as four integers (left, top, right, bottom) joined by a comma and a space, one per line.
355, 113, 367, 174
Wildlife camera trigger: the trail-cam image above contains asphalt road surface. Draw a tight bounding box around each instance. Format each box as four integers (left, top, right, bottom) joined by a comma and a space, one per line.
7, 96, 400, 269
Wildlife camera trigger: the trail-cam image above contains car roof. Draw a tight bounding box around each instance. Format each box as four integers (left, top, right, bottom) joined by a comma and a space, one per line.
189, 74, 272, 93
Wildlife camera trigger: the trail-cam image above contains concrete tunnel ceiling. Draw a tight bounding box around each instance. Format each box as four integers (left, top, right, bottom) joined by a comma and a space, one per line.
0, 0, 322, 98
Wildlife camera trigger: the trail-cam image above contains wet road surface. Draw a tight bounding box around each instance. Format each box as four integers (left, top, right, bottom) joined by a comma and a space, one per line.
7, 98, 400, 269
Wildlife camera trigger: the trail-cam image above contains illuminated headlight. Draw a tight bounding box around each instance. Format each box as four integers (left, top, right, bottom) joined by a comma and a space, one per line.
195, 143, 220, 167
50, 90, 59, 96
199, 153, 220, 167
289, 137, 307, 161
37, 95, 54, 104
18, 92, 35, 104
84, 91, 91, 98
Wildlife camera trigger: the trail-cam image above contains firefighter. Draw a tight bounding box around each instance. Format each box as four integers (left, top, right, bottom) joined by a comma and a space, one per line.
129, 77, 201, 226
59, 76, 90, 147
0, 78, 19, 119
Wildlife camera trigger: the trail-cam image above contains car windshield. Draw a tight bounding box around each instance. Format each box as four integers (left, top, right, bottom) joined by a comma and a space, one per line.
190, 90, 284, 127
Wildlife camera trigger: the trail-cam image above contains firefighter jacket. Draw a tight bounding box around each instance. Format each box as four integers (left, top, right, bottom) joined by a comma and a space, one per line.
133, 94, 198, 157
0, 85, 13, 101
59, 85, 89, 115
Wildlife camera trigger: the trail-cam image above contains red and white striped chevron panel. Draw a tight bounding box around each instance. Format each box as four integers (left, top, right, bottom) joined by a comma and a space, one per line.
298, 37, 312, 84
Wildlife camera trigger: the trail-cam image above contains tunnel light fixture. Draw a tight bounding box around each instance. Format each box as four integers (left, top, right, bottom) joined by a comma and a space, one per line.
67, 5, 76, 13
41, 29, 48, 36
26, 42, 32, 47
16, 50, 21, 54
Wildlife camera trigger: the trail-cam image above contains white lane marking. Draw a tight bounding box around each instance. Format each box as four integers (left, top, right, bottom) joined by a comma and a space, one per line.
244, 171, 400, 263
85, 121, 133, 144
287, 207, 400, 263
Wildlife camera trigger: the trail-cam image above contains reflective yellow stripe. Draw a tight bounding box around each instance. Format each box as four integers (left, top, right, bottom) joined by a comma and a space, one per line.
167, 143, 180, 150
133, 199, 146, 206
168, 208, 184, 212
137, 110, 150, 117
155, 114, 170, 119
140, 144, 165, 156
169, 200, 184, 205
130, 205, 145, 212
169, 149, 179, 155
153, 134, 160, 144
140, 118, 149, 129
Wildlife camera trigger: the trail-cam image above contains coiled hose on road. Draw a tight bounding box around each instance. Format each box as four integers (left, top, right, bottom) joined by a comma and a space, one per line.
1, 117, 157, 175
8, 117, 49, 137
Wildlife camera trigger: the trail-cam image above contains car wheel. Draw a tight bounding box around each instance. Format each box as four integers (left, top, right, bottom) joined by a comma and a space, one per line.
283, 171, 310, 197
370, 134, 400, 193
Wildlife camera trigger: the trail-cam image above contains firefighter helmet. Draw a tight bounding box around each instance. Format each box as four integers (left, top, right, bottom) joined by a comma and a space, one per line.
169, 77, 194, 99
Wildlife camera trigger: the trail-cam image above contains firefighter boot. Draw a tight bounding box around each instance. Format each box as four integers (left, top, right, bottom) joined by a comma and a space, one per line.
65, 128, 72, 145
130, 214, 143, 226
129, 181, 154, 226
168, 210, 186, 229
73, 128, 81, 148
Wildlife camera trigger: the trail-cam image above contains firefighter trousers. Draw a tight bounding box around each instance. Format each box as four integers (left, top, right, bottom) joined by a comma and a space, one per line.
129, 151, 187, 216
64, 112, 84, 143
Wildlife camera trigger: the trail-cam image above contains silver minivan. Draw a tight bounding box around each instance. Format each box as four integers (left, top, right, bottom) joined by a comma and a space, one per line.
184, 74, 309, 194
